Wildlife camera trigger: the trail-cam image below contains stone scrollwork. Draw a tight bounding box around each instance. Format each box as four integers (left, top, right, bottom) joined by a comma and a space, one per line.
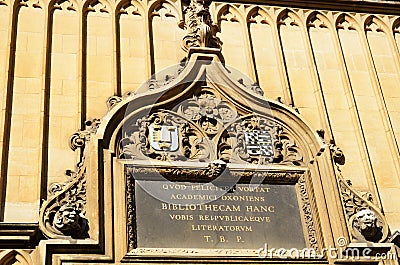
69, 118, 101, 151
218, 115, 304, 166
69, 131, 87, 151
39, 160, 89, 239
40, 118, 99, 238
339, 178, 388, 243
180, 0, 222, 52
107, 95, 123, 110
331, 144, 389, 243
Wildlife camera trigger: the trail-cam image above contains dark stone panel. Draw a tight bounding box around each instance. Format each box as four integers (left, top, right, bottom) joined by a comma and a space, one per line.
134, 180, 306, 250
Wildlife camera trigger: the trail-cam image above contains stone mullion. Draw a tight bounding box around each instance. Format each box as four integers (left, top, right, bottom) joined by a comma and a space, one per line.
384, 18, 400, 167
242, 7, 257, 82
148, 1, 156, 76
271, 8, 293, 106
360, 18, 400, 178
77, 7, 83, 131
80, 7, 87, 128
112, 5, 119, 95
387, 19, 400, 183
300, 11, 333, 141
144, 1, 152, 79
330, 17, 383, 210
388, 18, 400, 75
39, 1, 51, 202
0, 2, 13, 221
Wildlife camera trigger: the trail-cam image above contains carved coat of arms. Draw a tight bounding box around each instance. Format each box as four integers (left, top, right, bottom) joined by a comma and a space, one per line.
149, 124, 179, 152
244, 130, 274, 157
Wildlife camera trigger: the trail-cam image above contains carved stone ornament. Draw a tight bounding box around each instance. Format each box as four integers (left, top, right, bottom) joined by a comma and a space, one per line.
39, 118, 101, 239
69, 118, 101, 151
39, 160, 89, 239
107, 95, 123, 110
298, 175, 319, 251
118, 87, 304, 166
176, 88, 238, 136
331, 144, 389, 243
180, 0, 222, 52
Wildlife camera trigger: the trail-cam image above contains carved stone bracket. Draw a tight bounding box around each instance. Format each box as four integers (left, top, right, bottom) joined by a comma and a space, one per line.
330, 144, 390, 243
39, 160, 89, 239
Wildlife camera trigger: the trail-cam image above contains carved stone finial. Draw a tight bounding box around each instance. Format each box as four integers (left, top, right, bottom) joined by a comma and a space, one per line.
180, 0, 221, 52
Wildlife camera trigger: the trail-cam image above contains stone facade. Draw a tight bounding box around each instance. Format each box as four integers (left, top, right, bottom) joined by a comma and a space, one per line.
1, 0, 400, 264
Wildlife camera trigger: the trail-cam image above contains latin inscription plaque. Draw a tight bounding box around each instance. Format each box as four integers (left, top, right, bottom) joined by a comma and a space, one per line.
134, 180, 306, 250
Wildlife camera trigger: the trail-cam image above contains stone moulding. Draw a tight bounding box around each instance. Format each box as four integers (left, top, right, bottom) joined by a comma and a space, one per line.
125, 162, 306, 183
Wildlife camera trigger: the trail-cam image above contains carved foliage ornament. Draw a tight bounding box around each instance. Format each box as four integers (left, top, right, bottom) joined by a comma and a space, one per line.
40, 119, 102, 239
298, 175, 319, 251
69, 119, 101, 151
118, 88, 303, 166
331, 144, 389, 243
181, 0, 221, 51
40, 160, 89, 239
339, 178, 388, 243
176, 88, 238, 136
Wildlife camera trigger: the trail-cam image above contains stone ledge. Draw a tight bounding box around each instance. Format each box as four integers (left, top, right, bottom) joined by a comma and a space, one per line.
0, 223, 40, 249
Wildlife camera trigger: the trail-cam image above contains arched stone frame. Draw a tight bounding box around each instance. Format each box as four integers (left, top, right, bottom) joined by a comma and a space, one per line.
37, 47, 394, 264
100, 48, 327, 261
